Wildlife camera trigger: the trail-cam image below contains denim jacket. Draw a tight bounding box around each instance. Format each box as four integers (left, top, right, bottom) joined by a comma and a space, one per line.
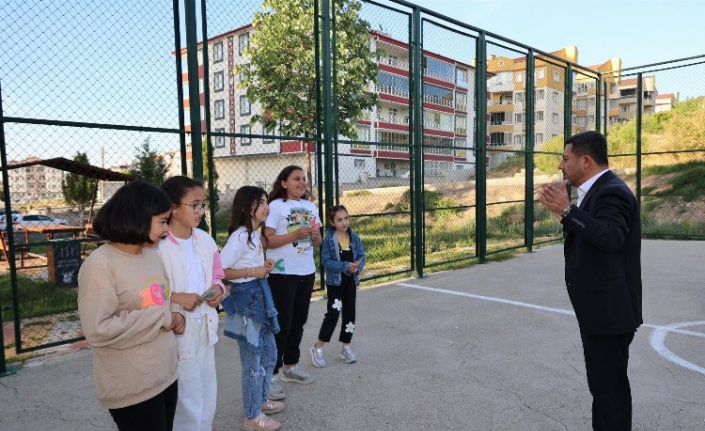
222, 278, 279, 351
321, 227, 366, 286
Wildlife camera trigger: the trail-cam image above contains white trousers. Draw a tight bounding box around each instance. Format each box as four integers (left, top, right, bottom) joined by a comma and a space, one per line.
173, 317, 217, 431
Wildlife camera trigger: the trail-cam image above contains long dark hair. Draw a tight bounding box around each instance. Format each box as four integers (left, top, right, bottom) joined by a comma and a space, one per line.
228, 186, 267, 248
268, 165, 308, 202
160, 176, 204, 222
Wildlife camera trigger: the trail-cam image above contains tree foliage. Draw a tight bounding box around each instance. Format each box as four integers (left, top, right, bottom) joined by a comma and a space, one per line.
238, 0, 379, 139
61, 152, 96, 220
129, 137, 169, 186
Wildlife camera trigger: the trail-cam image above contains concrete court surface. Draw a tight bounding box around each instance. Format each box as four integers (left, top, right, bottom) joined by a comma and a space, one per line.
0, 239, 704, 431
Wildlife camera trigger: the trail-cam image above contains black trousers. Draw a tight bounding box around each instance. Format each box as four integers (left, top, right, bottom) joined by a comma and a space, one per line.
109, 380, 178, 431
317, 275, 357, 344
580, 331, 635, 431
268, 273, 315, 372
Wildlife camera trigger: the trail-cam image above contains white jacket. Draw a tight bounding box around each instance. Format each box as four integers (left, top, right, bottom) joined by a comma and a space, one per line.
159, 229, 225, 358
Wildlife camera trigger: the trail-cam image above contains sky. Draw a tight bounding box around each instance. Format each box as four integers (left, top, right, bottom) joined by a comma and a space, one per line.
410, 0, 705, 70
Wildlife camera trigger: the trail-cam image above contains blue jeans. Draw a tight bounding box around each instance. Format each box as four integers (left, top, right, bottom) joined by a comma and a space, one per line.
235, 322, 277, 419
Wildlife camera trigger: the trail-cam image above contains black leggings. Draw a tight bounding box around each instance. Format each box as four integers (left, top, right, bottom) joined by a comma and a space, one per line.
268, 273, 315, 372
317, 275, 357, 344
109, 380, 178, 431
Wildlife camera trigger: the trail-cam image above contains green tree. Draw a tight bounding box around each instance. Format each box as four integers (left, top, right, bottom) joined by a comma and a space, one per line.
237, 0, 379, 185
202, 137, 219, 214
61, 152, 97, 223
129, 137, 169, 186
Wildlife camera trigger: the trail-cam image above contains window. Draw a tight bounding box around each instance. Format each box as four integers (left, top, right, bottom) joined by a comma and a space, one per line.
455, 115, 467, 134
214, 100, 225, 119
240, 125, 251, 146
536, 133, 543, 144
455, 91, 467, 111
514, 135, 524, 145
536, 111, 544, 122
515, 113, 524, 124
515, 92, 525, 104
535, 89, 545, 100
214, 71, 224, 92
239, 96, 251, 115
263, 126, 276, 143
553, 71, 561, 82
238, 33, 249, 55
214, 128, 225, 148
552, 113, 559, 124
213, 42, 223, 63
455, 67, 468, 87
423, 56, 454, 81
515, 72, 523, 82
354, 159, 365, 168
553, 91, 559, 102
238, 63, 250, 81
536, 67, 545, 79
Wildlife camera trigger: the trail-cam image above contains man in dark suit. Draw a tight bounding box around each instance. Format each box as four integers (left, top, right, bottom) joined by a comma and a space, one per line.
538, 130, 642, 431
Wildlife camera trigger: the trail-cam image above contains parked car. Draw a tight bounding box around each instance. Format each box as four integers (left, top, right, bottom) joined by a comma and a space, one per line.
0, 214, 19, 231
13, 214, 69, 227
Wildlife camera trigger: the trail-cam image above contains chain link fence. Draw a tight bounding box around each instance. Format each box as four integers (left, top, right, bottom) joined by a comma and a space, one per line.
1, 0, 704, 361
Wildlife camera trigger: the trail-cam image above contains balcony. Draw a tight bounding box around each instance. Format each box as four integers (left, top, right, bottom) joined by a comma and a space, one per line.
423, 120, 453, 132
377, 56, 410, 71
377, 114, 410, 125
423, 94, 453, 108
376, 84, 410, 99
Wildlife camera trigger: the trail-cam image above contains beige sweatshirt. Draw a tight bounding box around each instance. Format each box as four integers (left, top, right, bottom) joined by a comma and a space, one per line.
78, 244, 183, 409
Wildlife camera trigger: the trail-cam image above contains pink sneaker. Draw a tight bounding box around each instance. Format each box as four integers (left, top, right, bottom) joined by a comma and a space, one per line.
262, 399, 285, 415
243, 413, 281, 431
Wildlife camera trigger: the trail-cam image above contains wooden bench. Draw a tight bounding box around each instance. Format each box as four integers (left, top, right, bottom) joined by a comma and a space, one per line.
1, 230, 33, 268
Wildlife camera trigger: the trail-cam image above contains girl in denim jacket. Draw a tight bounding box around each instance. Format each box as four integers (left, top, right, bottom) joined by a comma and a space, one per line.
220, 186, 283, 431
310, 205, 366, 368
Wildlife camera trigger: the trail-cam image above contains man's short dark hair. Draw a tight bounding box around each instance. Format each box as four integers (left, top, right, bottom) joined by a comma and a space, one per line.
92, 181, 172, 244
565, 130, 609, 167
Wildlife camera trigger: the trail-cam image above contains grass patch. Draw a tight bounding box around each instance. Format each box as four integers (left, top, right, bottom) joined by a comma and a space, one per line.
345, 189, 372, 197
0, 275, 78, 321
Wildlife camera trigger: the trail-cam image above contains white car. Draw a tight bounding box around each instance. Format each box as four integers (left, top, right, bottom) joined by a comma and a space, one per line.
13, 214, 69, 228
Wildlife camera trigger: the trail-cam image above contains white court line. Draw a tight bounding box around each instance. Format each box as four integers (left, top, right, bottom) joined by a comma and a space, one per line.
398, 282, 705, 376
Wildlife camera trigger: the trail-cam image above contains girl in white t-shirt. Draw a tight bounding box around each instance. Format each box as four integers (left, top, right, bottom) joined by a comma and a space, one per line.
264, 165, 322, 401
219, 186, 283, 431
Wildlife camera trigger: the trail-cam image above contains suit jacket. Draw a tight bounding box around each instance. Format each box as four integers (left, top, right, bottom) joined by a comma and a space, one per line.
562, 170, 643, 334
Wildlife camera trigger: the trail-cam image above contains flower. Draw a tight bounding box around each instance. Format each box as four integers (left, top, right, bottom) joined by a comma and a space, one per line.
332, 299, 343, 311
345, 321, 355, 334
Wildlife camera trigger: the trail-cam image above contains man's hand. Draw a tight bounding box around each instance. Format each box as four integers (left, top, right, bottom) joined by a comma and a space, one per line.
538, 179, 571, 220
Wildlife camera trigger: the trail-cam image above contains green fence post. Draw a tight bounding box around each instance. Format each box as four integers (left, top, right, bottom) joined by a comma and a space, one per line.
525, 51, 535, 252
0, 80, 16, 377
475, 32, 488, 263
564, 63, 573, 140
635, 72, 643, 208
411, 7, 424, 277
184, 0, 203, 181
321, 0, 334, 221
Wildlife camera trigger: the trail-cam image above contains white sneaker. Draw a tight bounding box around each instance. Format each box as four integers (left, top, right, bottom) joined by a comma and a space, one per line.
268, 374, 286, 400
280, 364, 314, 384
340, 345, 357, 364
310, 344, 326, 368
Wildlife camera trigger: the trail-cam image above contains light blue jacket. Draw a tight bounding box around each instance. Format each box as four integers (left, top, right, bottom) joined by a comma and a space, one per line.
321, 227, 366, 286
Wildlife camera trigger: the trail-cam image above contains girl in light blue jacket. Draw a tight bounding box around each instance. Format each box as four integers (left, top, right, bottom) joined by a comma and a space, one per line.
310, 205, 366, 368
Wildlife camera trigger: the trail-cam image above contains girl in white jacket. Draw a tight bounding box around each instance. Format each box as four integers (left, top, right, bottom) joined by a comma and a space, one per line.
159, 176, 226, 431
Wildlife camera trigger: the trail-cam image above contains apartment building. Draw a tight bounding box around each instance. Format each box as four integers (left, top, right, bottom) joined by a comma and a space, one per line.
486, 46, 576, 166
3, 156, 64, 204
182, 25, 476, 193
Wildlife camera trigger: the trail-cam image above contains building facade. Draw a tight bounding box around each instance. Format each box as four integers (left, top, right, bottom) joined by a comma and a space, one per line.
182, 25, 476, 194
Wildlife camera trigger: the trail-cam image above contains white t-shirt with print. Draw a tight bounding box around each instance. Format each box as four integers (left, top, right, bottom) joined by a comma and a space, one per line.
219, 227, 265, 284
265, 198, 320, 276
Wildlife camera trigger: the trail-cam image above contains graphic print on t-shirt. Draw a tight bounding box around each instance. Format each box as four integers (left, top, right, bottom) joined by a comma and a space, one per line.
286, 206, 317, 253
